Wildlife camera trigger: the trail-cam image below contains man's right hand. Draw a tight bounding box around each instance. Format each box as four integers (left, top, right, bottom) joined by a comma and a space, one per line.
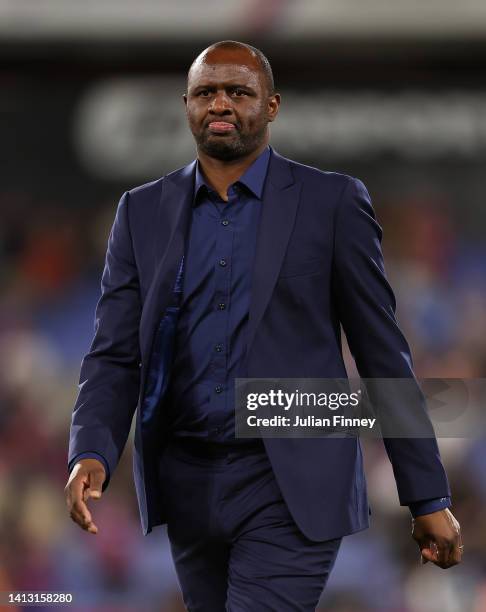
64, 458, 106, 534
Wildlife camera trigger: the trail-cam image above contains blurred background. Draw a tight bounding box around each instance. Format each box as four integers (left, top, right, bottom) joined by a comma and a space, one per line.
1, 1, 486, 610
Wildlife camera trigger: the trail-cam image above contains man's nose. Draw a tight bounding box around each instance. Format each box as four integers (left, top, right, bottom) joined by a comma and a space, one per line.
208, 91, 232, 114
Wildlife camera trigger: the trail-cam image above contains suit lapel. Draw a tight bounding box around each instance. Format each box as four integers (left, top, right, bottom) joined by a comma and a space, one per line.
139, 161, 195, 373
246, 149, 302, 359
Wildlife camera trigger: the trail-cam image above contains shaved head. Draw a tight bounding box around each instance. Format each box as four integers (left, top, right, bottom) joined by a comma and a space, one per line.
188, 40, 275, 97
184, 40, 280, 161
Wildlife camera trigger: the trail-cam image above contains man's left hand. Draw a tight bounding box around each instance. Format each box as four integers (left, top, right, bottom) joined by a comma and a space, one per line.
412, 508, 462, 569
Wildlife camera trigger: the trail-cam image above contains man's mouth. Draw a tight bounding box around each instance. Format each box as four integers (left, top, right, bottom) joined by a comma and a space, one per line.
207, 121, 237, 134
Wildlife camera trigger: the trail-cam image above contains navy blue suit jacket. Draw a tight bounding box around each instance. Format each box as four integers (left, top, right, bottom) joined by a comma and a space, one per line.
68, 147, 450, 541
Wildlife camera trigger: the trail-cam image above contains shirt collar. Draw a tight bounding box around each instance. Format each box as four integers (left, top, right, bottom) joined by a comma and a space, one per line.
193, 145, 270, 205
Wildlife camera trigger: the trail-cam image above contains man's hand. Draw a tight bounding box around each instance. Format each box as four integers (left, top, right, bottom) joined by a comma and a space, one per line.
412, 508, 462, 569
64, 458, 106, 534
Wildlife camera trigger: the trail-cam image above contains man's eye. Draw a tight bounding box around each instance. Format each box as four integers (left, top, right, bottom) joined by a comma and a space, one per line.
233, 89, 247, 96
198, 90, 210, 96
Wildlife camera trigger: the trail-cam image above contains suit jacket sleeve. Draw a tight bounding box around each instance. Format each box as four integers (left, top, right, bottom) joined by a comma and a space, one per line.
67, 191, 142, 492
332, 177, 451, 505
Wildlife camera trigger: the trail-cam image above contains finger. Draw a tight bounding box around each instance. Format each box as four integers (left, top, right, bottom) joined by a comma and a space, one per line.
434, 541, 452, 569
70, 503, 98, 534
82, 485, 99, 504
428, 540, 457, 569
69, 477, 96, 530
448, 543, 463, 566
71, 499, 93, 528
70, 506, 98, 533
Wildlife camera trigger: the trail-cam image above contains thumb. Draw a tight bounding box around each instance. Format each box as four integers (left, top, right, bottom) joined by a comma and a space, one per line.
87, 471, 104, 500
420, 541, 438, 564
420, 552, 430, 565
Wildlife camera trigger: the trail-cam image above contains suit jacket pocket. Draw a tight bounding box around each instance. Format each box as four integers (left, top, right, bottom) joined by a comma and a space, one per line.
278, 257, 324, 279
141, 306, 179, 431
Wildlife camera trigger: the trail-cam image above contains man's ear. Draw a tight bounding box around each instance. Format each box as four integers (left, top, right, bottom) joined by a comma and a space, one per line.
267, 93, 280, 123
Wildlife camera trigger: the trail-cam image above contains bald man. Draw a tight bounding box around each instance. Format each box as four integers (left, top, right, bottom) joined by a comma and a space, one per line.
66, 41, 462, 611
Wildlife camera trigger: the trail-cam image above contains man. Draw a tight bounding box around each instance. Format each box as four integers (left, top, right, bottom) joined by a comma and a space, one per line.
65, 41, 462, 610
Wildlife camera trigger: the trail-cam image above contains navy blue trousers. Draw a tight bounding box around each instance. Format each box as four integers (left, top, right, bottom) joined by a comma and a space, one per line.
158, 439, 342, 611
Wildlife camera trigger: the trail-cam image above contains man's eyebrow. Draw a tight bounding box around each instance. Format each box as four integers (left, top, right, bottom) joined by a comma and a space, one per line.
191, 83, 256, 91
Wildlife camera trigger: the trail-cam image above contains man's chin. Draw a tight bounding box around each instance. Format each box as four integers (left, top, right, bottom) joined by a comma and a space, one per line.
198, 138, 246, 161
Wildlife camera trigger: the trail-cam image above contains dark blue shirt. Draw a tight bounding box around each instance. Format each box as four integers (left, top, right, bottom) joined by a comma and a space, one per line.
162, 146, 271, 443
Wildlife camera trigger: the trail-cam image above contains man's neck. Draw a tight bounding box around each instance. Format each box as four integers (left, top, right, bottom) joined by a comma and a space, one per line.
197, 140, 269, 202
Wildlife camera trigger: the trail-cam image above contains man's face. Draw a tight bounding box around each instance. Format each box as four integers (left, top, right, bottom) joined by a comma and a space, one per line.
184, 48, 279, 161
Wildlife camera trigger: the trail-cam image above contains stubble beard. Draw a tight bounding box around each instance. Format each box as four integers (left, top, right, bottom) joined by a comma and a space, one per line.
194, 122, 268, 161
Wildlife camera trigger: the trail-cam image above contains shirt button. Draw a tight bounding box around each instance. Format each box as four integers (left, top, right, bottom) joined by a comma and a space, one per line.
215, 385, 223, 394
218, 303, 226, 310
221, 220, 229, 226
219, 259, 227, 267
215, 344, 223, 352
